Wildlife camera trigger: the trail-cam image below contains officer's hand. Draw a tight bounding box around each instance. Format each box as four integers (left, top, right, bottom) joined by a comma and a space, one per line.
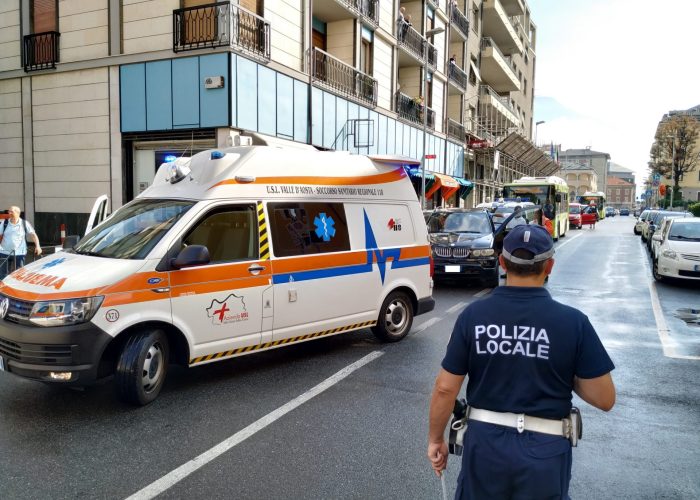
427, 440, 448, 476
35, 246, 42, 256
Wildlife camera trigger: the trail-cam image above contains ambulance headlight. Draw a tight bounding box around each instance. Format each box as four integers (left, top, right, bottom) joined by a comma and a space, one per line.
29, 296, 104, 327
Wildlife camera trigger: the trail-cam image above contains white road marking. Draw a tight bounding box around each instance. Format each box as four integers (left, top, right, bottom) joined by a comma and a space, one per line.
412, 317, 442, 335
125, 351, 384, 500
641, 242, 700, 361
446, 301, 468, 314
474, 288, 491, 298
554, 232, 583, 251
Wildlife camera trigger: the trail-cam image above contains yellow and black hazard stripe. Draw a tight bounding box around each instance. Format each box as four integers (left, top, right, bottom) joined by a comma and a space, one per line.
257, 201, 270, 261
189, 320, 377, 365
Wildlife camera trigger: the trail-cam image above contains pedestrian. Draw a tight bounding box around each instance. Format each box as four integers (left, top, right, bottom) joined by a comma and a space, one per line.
449, 54, 456, 65
504, 205, 526, 230
0, 206, 42, 280
427, 224, 615, 499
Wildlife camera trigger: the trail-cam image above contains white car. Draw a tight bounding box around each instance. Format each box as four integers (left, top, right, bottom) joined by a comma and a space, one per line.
652, 218, 700, 282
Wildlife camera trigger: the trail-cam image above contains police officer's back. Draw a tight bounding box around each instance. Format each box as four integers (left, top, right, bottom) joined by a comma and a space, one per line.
428, 224, 615, 499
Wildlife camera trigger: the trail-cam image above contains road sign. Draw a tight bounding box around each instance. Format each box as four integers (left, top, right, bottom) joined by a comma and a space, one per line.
424, 154, 436, 159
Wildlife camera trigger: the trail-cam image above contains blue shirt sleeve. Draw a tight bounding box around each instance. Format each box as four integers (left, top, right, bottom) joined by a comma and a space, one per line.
575, 315, 615, 379
441, 311, 471, 376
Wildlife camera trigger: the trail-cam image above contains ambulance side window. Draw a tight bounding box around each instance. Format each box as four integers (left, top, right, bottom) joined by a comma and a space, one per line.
182, 205, 257, 263
268, 202, 350, 257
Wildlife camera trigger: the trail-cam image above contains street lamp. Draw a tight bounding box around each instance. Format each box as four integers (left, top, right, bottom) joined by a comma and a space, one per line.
534, 120, 545, 146
421, 26, 445, 210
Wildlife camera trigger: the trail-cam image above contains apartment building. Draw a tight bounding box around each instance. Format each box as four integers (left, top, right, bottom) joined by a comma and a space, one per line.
608, 162, 635, 186
0, 0, 548, 243
606, 176, 634, 210
560, 162, 597, 202
559, 148, 610, 198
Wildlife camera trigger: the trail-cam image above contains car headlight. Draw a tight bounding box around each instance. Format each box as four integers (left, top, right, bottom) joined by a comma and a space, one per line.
661, 249, 678, 260
472, 249, 495, 257
29, 296, 104, 327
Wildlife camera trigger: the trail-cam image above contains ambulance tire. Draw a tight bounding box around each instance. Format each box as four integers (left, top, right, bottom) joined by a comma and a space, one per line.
115, 329, 169, 406
372, 291, 414, 343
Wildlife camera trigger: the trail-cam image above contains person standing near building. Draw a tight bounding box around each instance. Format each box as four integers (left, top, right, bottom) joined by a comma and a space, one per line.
0, 206, 42, 280
427, 224, 615, 499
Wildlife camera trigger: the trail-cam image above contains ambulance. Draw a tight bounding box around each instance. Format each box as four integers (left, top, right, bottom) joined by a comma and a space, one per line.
0, 135, 435, 405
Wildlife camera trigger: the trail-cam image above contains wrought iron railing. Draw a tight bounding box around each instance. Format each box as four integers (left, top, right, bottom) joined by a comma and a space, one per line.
395, 92, 435, 129
447, 63, 467, 91
311, 47, 378, 107
450, 4, 470, 37
426, 40, 437, 70
173, 1, 270, 60
337, 0, 379, 26
23, 32, 60, 72
447, 118, 465, 142
396, 20, 424, 60
479, 84, 517, 116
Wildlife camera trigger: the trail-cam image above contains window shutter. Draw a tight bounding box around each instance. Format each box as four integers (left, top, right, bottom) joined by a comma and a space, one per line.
33, 0, 57, 33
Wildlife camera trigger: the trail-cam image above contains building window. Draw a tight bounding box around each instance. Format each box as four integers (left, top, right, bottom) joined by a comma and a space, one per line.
360, 27, 373, 75
523, 78, 527, 95
32, 0, 57, 33
472, 5, 479, 33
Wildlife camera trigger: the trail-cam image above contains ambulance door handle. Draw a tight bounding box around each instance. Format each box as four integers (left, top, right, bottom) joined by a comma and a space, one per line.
248, 264, 265, 275
151, 287, 170, 293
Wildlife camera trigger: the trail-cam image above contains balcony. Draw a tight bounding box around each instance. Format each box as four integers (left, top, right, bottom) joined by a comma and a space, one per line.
395, 92, 435, 129
23, 32, 60, 72
482, 0, 523, 55
479, 84, 519, 128
500, 0, 525, 17
447, 118, 465, 143
173, 1, 271, 60
396, 20, 437, 70
480, 37, 520, 92
449, 4, 469, 41
311, 47, 378, 107
313, 0, 379, 27
447, 62, 467, 94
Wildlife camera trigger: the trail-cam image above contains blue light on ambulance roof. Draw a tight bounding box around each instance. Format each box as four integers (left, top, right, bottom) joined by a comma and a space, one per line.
164, 155, 177, 163
210, 151, 224, 160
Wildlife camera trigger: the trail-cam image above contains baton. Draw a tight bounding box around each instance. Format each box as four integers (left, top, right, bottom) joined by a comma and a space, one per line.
440, 470, 448, 500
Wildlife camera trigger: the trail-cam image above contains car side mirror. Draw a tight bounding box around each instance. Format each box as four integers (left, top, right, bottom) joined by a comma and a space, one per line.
62, 235, 80, 249
652, 234, 662, 242
171, 245, 210, 269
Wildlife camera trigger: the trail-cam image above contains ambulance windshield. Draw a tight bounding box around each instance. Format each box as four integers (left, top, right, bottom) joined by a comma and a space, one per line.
74, 199, 195, 259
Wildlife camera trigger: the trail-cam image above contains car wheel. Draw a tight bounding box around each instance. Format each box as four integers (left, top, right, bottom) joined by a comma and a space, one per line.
372, 291, 414, 343
115, 329, 169, 406
633, 228, 639, 235
652, 259, 664, 282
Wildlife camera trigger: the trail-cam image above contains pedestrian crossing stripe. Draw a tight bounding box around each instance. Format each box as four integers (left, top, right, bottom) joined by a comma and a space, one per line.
257, 201, 269, 261
189, 321, 377, 365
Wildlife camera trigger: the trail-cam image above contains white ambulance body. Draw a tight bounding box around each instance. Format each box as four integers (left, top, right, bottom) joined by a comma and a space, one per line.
0, 137, 434, 405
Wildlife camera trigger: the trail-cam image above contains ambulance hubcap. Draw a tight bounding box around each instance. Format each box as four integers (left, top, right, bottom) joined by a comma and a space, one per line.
142, 343, 164, 392
385, 300, 408, 334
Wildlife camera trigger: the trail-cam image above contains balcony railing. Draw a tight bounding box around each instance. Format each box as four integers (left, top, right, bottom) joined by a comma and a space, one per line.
173, 1, 270, 60
447, 62, 467, 91
396, 20, 424, 60
23, 32, 60, 72
311, 47, 378, 107
337, 0, 379, 26
395, 92, 435, 129
450, 4, 470, 37
426, 40, 437, 70
447, 118, 465, 142
479, 84, 516, 116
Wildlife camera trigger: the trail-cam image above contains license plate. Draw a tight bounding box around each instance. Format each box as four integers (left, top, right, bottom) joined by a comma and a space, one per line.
0, 356, 5, 372
445, 265, 461, 273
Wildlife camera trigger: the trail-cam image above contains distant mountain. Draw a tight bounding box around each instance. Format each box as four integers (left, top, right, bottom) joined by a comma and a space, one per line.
534, 96, 582, 122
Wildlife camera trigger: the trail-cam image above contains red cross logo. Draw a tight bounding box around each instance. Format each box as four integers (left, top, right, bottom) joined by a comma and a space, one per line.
214, 303, 229, 322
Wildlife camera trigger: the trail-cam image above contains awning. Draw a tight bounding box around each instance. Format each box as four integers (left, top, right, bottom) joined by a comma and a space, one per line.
406, 167, 436, 193
455, 177, 474, 199
469, 60, 482, 82
477, 132, 559, 176
426, 173, 460, 200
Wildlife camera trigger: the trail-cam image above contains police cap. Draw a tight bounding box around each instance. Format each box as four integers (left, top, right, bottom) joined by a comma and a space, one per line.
502, 224, 554, 265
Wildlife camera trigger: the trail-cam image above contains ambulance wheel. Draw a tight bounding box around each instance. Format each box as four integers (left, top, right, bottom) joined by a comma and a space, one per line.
373, 291, 413, 342
115, 329, 169, 406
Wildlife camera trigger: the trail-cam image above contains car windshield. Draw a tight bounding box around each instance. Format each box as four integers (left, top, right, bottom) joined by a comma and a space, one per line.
428, 212, 491, 234
569, 206, 581, 214
652, 212, 685, 223
74, 199, 195, 259
669, 222, 700, 241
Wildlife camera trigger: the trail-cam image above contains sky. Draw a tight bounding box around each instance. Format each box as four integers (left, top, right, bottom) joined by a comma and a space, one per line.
528, 0, 700, 196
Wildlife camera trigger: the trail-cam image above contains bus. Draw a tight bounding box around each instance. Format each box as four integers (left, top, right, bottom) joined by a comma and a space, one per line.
501, 176, 570, 240
579, 191, 606, 219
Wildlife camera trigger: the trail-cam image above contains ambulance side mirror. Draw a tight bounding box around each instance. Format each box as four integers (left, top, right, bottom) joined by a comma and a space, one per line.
63, 235, 80, 249
171, 245, 210, 269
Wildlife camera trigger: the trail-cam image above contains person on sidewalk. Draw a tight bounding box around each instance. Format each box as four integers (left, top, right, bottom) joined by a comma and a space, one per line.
0, 206, 42, 280
427, 224, 615, 499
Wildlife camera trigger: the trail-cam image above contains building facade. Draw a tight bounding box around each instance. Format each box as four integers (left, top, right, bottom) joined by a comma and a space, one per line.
559, 148, 610, 198
0, 0, 546, 243
606, 176, 634, 210
560, 162, 597, 202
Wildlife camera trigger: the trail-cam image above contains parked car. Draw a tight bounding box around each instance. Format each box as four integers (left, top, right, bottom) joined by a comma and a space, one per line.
605, 207, 615, 217
644, 211, 692, 251
568, 203, 583, 229
491, 201, 535, 230
652, 217, 700, 282
637, 209, 658, 239
620, 208, 630, 216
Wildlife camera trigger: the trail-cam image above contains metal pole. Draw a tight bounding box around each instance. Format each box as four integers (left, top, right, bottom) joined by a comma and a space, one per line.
421, 42, 428, 210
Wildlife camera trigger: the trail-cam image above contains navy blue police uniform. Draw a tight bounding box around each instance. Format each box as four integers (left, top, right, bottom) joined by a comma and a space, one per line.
441, 225, 615, 499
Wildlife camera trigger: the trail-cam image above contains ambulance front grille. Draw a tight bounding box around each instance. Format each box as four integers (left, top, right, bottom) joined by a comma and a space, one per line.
0, 337, 75, 365
3, 296, 33, 324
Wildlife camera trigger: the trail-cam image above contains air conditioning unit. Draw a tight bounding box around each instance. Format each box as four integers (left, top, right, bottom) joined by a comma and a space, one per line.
204, 76, 225, 89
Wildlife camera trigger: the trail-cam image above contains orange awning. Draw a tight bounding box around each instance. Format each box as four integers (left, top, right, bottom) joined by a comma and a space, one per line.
426, 173, 460, 200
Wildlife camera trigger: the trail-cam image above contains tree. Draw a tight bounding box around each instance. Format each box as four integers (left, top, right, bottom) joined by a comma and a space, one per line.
650, 114, 700, 200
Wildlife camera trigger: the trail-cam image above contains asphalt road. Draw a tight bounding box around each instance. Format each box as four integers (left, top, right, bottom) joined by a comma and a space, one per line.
0, 215, 698, 499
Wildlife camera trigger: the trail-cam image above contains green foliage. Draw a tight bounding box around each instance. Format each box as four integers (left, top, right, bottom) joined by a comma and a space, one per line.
689, 202, 700, 217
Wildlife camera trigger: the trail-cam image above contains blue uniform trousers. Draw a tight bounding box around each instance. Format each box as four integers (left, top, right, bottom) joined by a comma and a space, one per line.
455, 420, 572, 500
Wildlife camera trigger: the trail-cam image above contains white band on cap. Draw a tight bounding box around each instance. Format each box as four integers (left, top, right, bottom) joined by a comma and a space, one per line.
502, 248, 555, 265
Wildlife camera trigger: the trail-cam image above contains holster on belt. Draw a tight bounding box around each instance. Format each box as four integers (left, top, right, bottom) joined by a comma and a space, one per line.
566, 407, 583, 447
448, 398, 469, 456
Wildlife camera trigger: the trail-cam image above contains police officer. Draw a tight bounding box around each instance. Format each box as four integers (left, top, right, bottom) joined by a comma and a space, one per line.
427, 224, 615, 499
